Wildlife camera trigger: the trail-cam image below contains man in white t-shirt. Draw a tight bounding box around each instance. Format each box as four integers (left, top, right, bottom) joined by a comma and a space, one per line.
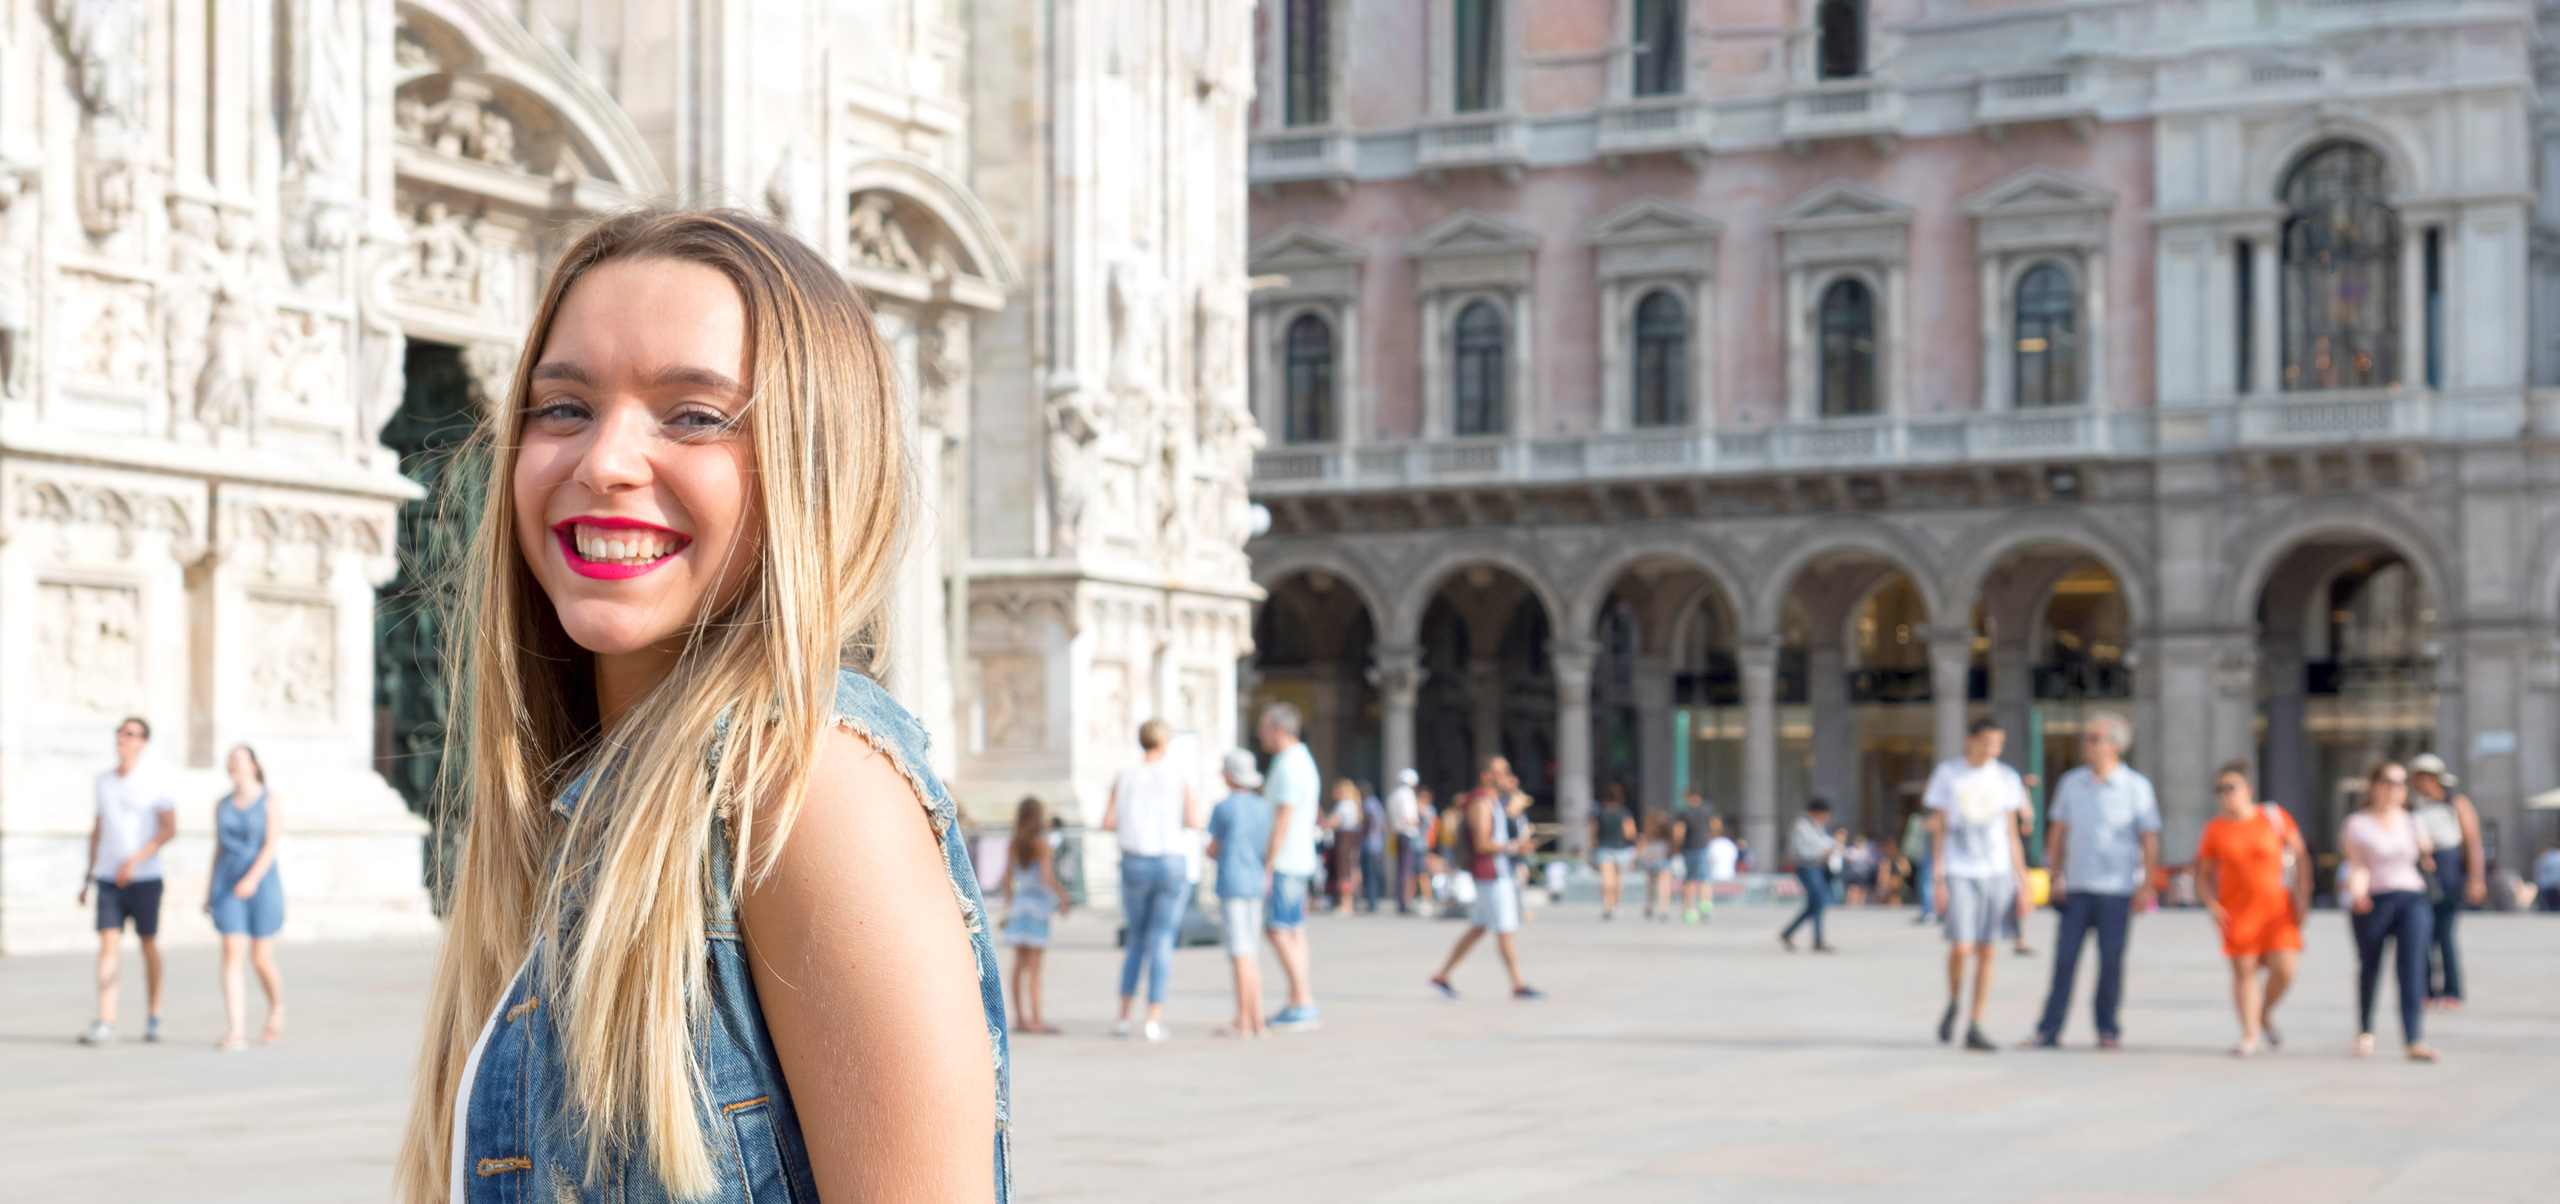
1256, 702, 1322, 1031
1386, 768, 1423, 914
1925, 717, 2030, 1053
77, 717, 178, 1045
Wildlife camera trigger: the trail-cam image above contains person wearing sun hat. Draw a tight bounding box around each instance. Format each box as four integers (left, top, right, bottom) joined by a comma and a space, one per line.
2405, 752, 2485, 1010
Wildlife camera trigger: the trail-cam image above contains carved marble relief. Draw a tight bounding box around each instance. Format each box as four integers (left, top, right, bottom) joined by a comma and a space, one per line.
247, 594, 337, 723
163, 204, 273, 431
0, 163, 35, 398
402, 199, 489, 308
1086, 659, 1131, 751
44, 0, 147, 241
62, 270, 155, 389
266, 310, 353, 418
35, 581, 145, 715
848, 193, 935, 277
980, 656, 1047, 751
396, 81, 528, 171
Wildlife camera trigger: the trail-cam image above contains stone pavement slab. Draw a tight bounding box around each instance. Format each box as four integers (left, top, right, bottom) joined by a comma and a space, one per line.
0, 907, 2552, 1202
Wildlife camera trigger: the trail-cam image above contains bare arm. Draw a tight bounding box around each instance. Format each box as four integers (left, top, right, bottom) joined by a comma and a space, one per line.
2195, 854, 2223, 928
2136, 830, 2159, 907
742, 730, 995, 1203
236, 799, 282, 897
1039, 845, 1069, 918
2044, 820, 2070, 896
117, 809, 178, 888
2286, 824, 2312, 920
2454, 795, 2487, 902
80, 816, 99, 902
2007, 808, 2031, 917
1928, 809, 1949, 913
1182, 778, 1204, 831
1096, 774, 1120, 835
1265, 803, 1291, 872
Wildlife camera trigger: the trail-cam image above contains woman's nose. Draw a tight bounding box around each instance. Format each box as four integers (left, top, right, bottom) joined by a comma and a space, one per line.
575, 405, 655, 492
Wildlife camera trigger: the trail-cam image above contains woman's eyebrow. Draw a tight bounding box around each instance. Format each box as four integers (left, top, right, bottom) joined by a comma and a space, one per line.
529, 361, 595, 386
649, 365, 743, 394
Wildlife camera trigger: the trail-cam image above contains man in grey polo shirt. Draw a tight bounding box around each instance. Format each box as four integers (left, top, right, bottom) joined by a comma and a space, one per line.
2023, 711, 2160, 1049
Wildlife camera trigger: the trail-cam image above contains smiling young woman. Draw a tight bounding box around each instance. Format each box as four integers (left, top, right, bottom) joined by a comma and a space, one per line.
396, 210, 1007, 1203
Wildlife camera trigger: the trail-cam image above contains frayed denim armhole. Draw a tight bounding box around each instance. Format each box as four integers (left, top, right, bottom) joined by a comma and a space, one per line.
826, 669, 1015, 1203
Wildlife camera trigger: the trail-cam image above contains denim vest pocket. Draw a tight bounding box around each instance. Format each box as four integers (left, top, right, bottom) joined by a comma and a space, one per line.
721, 1097, 806, 1203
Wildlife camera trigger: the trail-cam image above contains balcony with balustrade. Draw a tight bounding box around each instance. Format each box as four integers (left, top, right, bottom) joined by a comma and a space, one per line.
1779, 80, 1903, 152
1248, 126, 1359, 195
1974, 68, 2099, 136
1594, 95, 1713, 167
1415, 112, 1531, 184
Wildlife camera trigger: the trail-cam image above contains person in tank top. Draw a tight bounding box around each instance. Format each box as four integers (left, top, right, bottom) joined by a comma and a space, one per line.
2405, 753, 2484, 1010
394, 209, 1007, 1203
1100, 718, 1203, 1041
206, 745, 287, 1050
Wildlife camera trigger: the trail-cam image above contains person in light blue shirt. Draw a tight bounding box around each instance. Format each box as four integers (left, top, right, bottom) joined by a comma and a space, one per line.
1205, 749, 1273, 1037
2025, 711, 2161, 1049
1255, 703, 1323, 1031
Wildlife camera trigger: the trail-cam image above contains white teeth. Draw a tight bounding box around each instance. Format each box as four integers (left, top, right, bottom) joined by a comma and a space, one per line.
572, 524, 681, 564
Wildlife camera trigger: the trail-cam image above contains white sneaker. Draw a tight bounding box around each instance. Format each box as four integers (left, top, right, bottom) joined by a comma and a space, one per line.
1113, 1019, 1134, 1038
1142, 1020, 1167, 1043
78, 1020, 116, 1046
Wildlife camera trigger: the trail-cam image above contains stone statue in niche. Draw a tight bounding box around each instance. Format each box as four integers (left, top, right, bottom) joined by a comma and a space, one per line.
45, 0, 146, 241
1044, 387, 1101, 557
1106, 259, 1167, 398
279, 0, 362, 282
0, 162, 35, 397
267, 311, 348, 415
847, 194, 931, 277
919, 308, 971, 428
396, 81, 525, 170
165, 200, 224, 415
196, 214, 272, 431
406, 199, 485, 307
355, 236, 411, 446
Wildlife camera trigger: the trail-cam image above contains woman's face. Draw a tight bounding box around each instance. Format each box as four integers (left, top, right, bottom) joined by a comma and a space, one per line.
515, 258, 760, 658
226, 748, 255, 783
2370, 769, 2409, 810
2215, 773, 2252, 813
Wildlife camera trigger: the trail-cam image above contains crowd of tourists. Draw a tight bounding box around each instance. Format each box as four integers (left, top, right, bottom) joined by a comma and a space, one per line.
979, 701, 2549, 1068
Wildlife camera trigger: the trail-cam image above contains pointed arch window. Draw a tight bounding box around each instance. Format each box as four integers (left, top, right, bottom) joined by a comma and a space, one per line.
2281, 142, 2399, 391
1817, 278, 1876, 416
1632, 289, 1689, 427
1631, 0, 1684, 98
1283, 313, 1336, 443
1454, 0, 1502, 113
2013, 263, 2080, 407
1453, 300, 1507, 435
1285, 0, 1331, 126
1817, 0, 1864, 80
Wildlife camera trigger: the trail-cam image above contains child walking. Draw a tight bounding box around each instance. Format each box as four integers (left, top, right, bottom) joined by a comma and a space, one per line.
1002, 796, 1069, 1034
1204, 749, 1273, 1038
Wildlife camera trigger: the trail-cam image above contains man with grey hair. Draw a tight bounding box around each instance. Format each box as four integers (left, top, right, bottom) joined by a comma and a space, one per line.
2024, 711, 2160, 1049
1256, 702, 1323, 1030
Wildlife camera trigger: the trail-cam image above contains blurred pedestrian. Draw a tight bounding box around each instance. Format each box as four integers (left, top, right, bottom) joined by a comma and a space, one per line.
1928, 718, 2031, 1053
1902, 806, 1936, 923
1672, 790, 1718, 923
1205, 750, 1272, 1038
1700, 815, 1739, 916
1100, 719, 1201, 1042
1639, 811, 1676, 920
1000, 796, 1070, 1035
2193, 762, 2307, 1056
1257, 703, 1324, 1031
1429, 756, 1544, 1001
206, 745, 287, 1051
1387, 769, 1425, 914
78, 717, 176, 1046
1323, 779, 1364, 913
2536, 844, 2560, 911
2023, 713, 2158, 1050
1781, 800, 1838, 952
1591, 782, 1638, 920
1360, 784, 1389, 913
2406, 754, 2485, 1010
2343, 761, 2439, 1061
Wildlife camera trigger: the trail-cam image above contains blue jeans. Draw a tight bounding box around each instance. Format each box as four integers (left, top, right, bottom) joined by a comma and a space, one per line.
2353, 890, 2432, 1043
1782, 865, 1828, 945
2427, 856, 2465, 1002
2035, 891, 2132, 1040
1913, 851, 1936, 918
1360, 846, 1386, 910
1117, 854, 1189, 1004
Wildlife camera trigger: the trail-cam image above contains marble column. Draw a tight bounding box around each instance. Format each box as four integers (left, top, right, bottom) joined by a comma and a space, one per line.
1925, 627, 1973, 764
1632, 653, 1674, 816
1740, 637, 1780, 857
2260, 640, 2309, 821
1992, 632, 2035, 774
1368, 644, 1426, 783
1468, 655, 1504, 770
1554, 642, 1598, 855
1807, 641, 1854, 813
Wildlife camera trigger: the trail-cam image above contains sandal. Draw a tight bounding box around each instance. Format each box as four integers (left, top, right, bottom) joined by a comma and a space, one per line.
2231, 1038, 2259, 1058
2353, 1033, 2375, 1058
2406, 1043, 2439, 1063
216, 1035, 247, 1053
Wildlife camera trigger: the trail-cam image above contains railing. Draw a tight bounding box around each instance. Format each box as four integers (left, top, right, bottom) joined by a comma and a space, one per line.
1975, 69, 2095, 127
1248, 126, 1357, 187
1247, 392, 2534, 496
1415, 113, 1530, 175
1594, 95, 1712, 159
1781, 81, 1903, 144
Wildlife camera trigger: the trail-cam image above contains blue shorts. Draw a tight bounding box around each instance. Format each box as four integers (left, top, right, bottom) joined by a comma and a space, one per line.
1266, 873, 1310, 931
95, 878, 164, 938
1682, 849, 1711, 880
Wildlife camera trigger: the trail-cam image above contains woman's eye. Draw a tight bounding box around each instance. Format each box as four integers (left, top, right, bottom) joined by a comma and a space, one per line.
670, 409, 731, 433
529, 400, 590, 424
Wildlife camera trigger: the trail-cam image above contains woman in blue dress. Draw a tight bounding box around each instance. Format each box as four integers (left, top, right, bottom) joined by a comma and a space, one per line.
205, 744, 284, 1050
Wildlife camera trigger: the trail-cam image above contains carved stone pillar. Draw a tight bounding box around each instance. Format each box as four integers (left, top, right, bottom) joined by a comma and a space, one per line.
1740, 637, 1780, 858
2261, 640, 2309, 822
1924, 626, 1973, 764
1807, 642, 1853, 814
1552, 642, 1597, 855
1468, 655, 1504, 769
1992, 632, 2035, 774
1367, 644, 1426, 784
1631, 653, 1674, 816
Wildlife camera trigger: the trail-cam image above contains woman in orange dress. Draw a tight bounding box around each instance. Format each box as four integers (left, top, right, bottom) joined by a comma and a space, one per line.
2193, 760, 2312, 1056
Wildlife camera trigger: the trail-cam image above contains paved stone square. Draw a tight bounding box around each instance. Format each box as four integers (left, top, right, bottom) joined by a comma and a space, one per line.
2, 905, 2554, 1202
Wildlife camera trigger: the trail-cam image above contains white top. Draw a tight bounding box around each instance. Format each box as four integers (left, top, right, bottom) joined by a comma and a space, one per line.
2411, 798, 2464, 851
1112, 758, 1191, 857
1262, 742, 1322, 877
1386, 784, 1420, 836
92, 763, 178, 882
1703, 836, 1740, 881
1924, 756, 2029, 879
451, 956, 529, 1202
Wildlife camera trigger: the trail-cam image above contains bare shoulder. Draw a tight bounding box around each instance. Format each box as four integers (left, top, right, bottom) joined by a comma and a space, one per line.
758, 725, 943, 893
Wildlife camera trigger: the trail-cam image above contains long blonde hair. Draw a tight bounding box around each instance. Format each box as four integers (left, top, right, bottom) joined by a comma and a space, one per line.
395, 209, 910, 1200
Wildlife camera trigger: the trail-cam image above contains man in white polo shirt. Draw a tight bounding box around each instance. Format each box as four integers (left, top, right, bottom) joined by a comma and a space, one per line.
1926, 717, 2030, 1053
78, 716, 179, 1045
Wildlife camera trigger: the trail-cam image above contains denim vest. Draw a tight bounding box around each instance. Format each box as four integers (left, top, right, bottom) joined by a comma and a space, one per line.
459, 669, 1012, 1202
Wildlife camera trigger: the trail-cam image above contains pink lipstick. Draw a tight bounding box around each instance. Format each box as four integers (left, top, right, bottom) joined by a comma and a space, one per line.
552, 516, 692, 580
